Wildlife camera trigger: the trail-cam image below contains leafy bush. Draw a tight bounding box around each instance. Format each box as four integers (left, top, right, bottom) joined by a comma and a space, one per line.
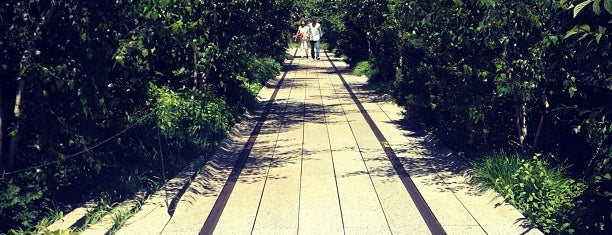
572, 156, 612, 233
473, 151, 585, 233
0, 0, 290, 233
149, 84, 234, 157
241, 56, 281, 97
318, 0, 609, 232
0, 173, 49, 232
244, 57, 281, 85
353, 61, 376, 78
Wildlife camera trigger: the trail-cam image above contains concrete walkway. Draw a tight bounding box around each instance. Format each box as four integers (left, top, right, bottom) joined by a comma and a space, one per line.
115, 49, 542, 235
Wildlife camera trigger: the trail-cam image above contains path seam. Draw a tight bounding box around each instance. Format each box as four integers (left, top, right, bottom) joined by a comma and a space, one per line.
198, 49, 297, 235
318, 62, 347, 235
324, 51, 446, 235
322, 58, 394, 234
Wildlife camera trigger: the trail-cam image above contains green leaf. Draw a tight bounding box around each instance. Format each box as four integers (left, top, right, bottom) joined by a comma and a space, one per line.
81, 32, 87, 42
565, 25, 591, 39
596, 26, 607, 43
574, 0, 594, 17
115, 55, 124, 65
93, 163, 101, 173
605, 0, 612, 13
55, 80, 64, 89
56, 65, 64, 73
593, 0, 602, 14
595, 32, 603, 43
569, 86, 578, 97
549, 35, 559, 44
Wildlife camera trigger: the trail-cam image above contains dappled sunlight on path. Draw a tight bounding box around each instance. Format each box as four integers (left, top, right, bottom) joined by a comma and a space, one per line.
113, 49, 541, 235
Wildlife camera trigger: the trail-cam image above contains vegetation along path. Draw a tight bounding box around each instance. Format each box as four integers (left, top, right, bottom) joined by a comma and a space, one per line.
58, 49, 540, 235
3, 1, 609, 234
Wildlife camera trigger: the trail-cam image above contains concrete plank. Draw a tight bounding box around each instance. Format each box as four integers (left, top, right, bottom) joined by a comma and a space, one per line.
213, 172, 266, 235
320, 64, 394, 235
213, 136, 280, 234
251, 83, 305, 233
349, 127, 431, 235
335, 174, 391, 235
251, 175, 301, 234
298, 175, 344, 235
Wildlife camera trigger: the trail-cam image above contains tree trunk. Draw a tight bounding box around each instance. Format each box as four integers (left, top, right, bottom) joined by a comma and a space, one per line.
367, 36, 373, 58
198, 3, 218, 87
533, 115, 544, 150
517, 101, 527, 151
508, 68, 527, 151
3, 3, 54, 170
201, 58, 213, 85
532, 93, 549, 150
7, 79, 25, 170
192, 49, 199, 92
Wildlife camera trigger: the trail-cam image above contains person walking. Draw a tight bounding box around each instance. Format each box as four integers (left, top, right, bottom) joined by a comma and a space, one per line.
294, 19, 310, 58
308, 16, 322, 60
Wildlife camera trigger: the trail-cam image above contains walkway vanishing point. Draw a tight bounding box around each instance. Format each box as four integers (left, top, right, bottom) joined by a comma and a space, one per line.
55, 49, 543, 235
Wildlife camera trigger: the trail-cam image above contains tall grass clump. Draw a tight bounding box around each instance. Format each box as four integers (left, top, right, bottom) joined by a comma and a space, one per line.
472, 151, 585, 234
109, 207, 133, 234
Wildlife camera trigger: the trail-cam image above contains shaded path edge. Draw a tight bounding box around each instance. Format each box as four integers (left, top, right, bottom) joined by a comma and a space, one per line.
324, 51, 446, 235
198, 49, 298, 235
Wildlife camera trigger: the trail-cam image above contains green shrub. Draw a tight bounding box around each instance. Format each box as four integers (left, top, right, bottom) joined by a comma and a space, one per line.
0, 174, 48, 233
149, 84, 235, 158
353, 61, 376, 78
473, 151, 586, 234
572, 155, 612, 234
240, 78, 263, 97
244, 57, 281, 85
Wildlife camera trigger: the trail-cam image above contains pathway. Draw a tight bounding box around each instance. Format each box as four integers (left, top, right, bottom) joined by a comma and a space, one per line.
104, 49, 541, 234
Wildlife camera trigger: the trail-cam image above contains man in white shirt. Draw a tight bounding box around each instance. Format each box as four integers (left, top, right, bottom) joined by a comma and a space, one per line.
308, 16, 322, 60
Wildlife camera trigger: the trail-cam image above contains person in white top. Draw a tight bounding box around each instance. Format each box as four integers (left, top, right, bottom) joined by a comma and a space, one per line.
308, 16, 322, 60
294, 19, 310, 58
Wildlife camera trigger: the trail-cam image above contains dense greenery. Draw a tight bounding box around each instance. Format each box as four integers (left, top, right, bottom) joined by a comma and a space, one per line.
312, 0, 610, 233
1, 0, 610, 234
0, 0, 289, 233
473, 151, 585, 233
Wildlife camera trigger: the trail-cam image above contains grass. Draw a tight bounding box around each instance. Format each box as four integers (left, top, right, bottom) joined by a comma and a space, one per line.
471, 151, 521, 191
108, 194, 147, 234
71, 196, 143, 234
472, 150, 586, 234
69, 197, 116, 233
8, 210, 68, 235
36, 229, 72, 235
84, 200, 114, 226
37, 210, 64, 230
109, 207, 134, 235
